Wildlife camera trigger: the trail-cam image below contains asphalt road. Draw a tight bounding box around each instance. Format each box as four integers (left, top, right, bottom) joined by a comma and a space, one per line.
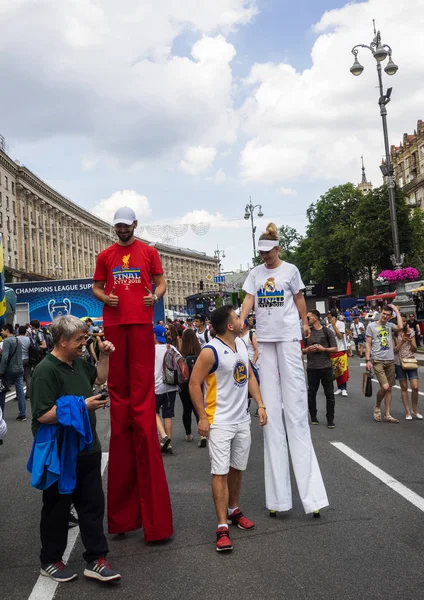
2, 355, 424, 600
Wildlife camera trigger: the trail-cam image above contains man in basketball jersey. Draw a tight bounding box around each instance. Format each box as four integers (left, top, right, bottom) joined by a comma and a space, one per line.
189, 305, 267, 552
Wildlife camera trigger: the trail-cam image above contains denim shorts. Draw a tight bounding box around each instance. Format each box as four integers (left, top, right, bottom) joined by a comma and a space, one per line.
156, 391, 177, 419
395, 364, 419, 382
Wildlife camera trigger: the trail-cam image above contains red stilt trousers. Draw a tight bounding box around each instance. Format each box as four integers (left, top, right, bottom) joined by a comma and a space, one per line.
105, 324, 173, 540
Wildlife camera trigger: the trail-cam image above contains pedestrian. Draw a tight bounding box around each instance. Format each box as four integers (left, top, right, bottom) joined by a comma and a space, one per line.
166, 320, 179, 348
240, 318, 260, 367
303, 310, 338, 427
17, 325, 32, 399
328, 314, 349, 397
0, 324, 26, 421
92, 206, 172, 540
407, 313, 421, 347
240, 223, 328, 518
189, 305, 267, 552
179, 328, 202, 444
393, 314, 422, 420
29, 320, 47, 367
365, 304, 403, 423
351, 316, 366, 358
154, 325, 178, 454
29, 315, 121, 583
194, 314, 210, 347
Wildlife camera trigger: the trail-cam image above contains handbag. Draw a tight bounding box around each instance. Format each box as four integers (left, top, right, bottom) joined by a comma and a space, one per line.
362, 372, 373, 397
400, 357, 418, 370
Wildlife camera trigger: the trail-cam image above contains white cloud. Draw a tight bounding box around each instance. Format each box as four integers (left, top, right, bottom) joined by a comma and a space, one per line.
239, 0, 424, 185
279, 187, 297, 196
81, 156, 97, 172
179, 146, 217, 175
0, 2, 252, 166
91, 190, 152, 225
212, 168, 227, 184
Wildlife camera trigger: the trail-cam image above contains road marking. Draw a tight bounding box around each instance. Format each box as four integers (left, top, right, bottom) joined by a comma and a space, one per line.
28, 452, 109, 600
359, 363, 424, 396
332, 442, 424, 513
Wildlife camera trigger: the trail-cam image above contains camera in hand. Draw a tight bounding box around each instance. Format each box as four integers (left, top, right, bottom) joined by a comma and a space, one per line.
99, 390, 109, 401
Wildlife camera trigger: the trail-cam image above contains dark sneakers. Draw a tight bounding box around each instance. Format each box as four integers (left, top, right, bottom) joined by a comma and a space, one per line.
327, 421, 336, 429
40, 561, 78, 582
84, 557, 121, 582
227, 509, 254, 530
311, 418, 319, 425
16, 415, 27, 422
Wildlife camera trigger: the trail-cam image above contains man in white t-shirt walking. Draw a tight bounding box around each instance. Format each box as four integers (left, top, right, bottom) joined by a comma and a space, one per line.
154, 325, 178, 454
190, 305, 267, 552
194, 314, 210, 347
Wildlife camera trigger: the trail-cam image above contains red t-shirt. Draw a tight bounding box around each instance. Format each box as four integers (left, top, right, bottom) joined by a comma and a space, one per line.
93, 240, 163, 326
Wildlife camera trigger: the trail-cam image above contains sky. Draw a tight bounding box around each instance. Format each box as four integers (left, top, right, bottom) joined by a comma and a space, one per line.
1, 0, 424, 273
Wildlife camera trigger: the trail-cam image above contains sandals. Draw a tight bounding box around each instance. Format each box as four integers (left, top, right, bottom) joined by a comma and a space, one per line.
373, 408, 382, 422
384, 415, 399, 424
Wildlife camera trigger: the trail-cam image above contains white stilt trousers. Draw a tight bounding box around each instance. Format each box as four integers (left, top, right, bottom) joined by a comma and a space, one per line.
260, 341, 329, 513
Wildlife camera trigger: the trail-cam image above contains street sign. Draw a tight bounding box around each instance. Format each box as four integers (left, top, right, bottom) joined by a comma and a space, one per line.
206, 274, 213, 281
213, 275, 225, 284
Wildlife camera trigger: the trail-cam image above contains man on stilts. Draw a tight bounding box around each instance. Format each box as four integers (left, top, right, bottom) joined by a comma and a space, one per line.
93, 206, 173, 541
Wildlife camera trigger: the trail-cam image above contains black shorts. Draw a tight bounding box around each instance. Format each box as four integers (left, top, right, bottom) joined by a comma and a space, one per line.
156, 391, 177, 419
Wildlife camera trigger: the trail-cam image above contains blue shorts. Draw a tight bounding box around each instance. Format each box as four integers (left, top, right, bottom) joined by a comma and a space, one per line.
395, 364, 419, 382
156, 391, 176, 419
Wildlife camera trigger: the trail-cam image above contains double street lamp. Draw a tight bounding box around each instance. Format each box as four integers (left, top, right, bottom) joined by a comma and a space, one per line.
214, 246, 226, 273
350, 21, 401, 267
244, 197, 263, 263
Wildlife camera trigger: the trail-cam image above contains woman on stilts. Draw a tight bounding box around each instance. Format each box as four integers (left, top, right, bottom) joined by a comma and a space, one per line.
240, 223, 328, 518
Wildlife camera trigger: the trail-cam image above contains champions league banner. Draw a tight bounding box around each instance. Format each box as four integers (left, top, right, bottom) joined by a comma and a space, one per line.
9, 278, 165, 325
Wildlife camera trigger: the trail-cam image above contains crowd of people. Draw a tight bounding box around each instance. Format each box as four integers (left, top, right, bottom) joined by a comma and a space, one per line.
1, 207, 423, 586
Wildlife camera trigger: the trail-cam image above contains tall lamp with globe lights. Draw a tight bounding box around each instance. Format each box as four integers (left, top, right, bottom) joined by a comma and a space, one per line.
349, 22, 414, 311
244, 197, 263, 264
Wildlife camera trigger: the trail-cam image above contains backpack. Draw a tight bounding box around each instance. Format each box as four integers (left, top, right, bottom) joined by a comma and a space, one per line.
45, 332, 54, 353
185, 355, 198, 381
28, 336, 44, 367
163, 345, 189, 385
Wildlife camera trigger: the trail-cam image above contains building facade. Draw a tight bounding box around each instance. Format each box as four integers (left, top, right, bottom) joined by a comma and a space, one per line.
357, 156, 373, 194
391, 119, 424, 208
0, 147, 218, 309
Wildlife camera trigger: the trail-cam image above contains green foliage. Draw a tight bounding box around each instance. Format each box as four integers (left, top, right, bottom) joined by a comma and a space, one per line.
279, 183, 424, 293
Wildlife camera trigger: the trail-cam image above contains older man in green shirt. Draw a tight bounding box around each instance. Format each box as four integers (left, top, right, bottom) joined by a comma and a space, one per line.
30, 315, 121, 584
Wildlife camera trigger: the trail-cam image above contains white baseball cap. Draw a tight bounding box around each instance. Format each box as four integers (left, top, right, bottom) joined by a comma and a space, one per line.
257, 239, 279, 252
113, 206, 137, 226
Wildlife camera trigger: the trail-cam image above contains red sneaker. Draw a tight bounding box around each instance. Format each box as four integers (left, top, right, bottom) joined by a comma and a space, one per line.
227, 509, 254, 530
216, 526, 233, 552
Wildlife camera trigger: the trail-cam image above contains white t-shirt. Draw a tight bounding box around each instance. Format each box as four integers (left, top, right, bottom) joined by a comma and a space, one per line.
240, 331, 256, 363
195, 327, 210, 348
329, 320, 347, 352
154, 344, 178, 395
243, 261, 304, 342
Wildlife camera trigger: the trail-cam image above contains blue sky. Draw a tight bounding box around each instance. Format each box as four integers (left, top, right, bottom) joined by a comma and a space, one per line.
1, 0, 422, 272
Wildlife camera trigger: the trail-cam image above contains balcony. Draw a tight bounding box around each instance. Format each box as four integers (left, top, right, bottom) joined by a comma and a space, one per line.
402, 172, 424, 194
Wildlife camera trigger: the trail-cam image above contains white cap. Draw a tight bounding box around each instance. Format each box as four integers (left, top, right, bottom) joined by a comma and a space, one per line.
257, 239, 279, 252
113, 206, 136, 226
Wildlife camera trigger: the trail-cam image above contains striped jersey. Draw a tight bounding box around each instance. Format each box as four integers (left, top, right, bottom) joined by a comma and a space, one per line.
203, 336, 250, 426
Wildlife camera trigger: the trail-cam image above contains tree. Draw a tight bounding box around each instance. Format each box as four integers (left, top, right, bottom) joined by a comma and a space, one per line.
350, 185, 420, 292
292, 183, 364, 288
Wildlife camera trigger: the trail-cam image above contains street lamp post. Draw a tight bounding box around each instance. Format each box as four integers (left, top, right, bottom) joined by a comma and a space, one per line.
214, 246, 226, 274
350, 23, 413, 310
244, 197, 263, 264
350, 21, 400, 265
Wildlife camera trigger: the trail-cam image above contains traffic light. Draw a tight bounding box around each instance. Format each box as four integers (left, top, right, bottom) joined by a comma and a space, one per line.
199, 280, 204, 291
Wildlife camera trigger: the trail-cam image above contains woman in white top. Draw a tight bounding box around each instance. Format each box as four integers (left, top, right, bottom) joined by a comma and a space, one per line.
240, 223, 328, 517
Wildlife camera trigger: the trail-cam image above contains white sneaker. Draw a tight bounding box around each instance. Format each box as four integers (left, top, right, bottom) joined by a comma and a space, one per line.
341, 390, 348, 397
406, 415, 413, 421
412, 411, 423, 420
334, 389, 342, 396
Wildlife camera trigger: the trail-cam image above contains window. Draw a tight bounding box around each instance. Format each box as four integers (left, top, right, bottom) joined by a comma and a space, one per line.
6, 216, 10, 232
13, 220, 16, 235
420, 145, 424, 156
405, 157, 409, 168
0, 191, 2, 207
0, 213, 2, 226
4, 176, 8, 190
6, 196, 9, 210
12, 200, 15, 216
11, 181, 15, 195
